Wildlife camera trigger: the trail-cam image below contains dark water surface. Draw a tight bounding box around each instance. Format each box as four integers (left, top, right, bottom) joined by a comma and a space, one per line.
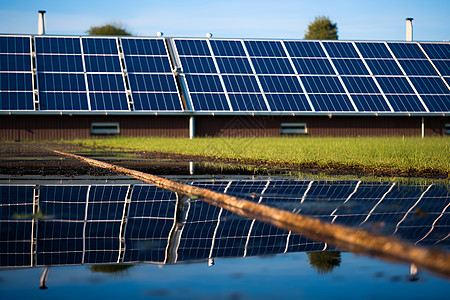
0, 178, 449, 299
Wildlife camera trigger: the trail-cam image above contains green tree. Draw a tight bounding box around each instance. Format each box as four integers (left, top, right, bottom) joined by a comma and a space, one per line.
307, 251, 341, 274
304, 16, 338, 40
88, 23, 131, 36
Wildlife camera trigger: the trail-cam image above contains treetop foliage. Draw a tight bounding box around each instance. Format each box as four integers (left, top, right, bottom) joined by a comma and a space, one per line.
88, 23, 131, 36
304, 16, 338, 40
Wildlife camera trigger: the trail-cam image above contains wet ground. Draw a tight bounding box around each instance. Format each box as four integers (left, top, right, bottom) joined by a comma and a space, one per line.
1, 142, 448, 180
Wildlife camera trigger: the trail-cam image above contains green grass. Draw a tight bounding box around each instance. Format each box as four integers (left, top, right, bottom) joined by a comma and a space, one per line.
66, 136, 450, 173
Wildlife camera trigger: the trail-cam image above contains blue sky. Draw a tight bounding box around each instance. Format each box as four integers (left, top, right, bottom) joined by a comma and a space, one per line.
0, 0, 449, 41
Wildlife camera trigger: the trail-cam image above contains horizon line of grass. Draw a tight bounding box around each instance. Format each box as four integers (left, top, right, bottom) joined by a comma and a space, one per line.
63, 136, 450, 173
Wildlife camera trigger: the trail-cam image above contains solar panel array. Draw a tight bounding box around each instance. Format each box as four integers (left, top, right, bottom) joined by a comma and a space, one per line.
1, 35, 448, 114
1, 180, 448, 268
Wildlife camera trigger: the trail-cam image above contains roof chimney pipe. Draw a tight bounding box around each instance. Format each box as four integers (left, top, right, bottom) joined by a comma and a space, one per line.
38, 10, 46, 35
406, 17, 413, 41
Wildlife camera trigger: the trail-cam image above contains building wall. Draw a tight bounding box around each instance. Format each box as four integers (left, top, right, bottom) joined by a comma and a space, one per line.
0, 115, 448, 141
195, 115, 449, 137
0, 115, 189, 141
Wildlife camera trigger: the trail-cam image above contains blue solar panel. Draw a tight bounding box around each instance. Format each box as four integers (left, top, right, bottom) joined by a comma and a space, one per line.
36, 54, 84, 72
251, 57, 294, 74
351, 95, 391, 112
87, 74, 126, 91
0, 54, 32, 71
227, 94, 268, 111
0, 37, 35, 111
385, 95, 426, 112
35, 37, 82, 54
0, 36, 31, 53
215, 57, 253, 74
122, 38, 182, 112
128, 74, 178, 92
244, 40, 286, 57
308, 94, 355, 112
323, 42, 359, 58
355, 42, 393, 58
258, 75, 303, 93
132, 93, 182, 111
0, 92, 34, 110
292, 58, 335, 75
376, 76, 415, 94
222, 75, 260, 92
39, 92, 89, 110
84, 55, 122, 72
388, 43, 426, 59
419, 95, 450, 112
365, 59, 403, 76
301, 76, 346, 93
180, 56, 217, 73
175, 39, 210, 56
420, 43, 450, 59
332, 59, 369, 75
89, 93, 129, 111
265, 93, 311, 111
38, 73, 86, 91
185, 74, 224, 93
210, 40, 246, 56
432, 60, 450, 76
342, 77, 380, 94
82, 38, 118, 54
284, 41, 326, 58
121, 38, 168, 56
409, 77, 450, 94
190, 93, 230, 111
399, 60, 439, 76
0, 73, 33, 91
124, 56, 172, 73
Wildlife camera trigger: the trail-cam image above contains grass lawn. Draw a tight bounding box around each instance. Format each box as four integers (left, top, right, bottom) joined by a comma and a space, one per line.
67, 136, 450, 173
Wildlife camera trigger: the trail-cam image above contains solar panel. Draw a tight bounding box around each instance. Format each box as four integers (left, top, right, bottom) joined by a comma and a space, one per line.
0, 36, 34, 111
35, 36, 89, 111
245, 40, 312, 112
121, 38, 182, 111
81, 37, 129, 111
2, 36, 449, 115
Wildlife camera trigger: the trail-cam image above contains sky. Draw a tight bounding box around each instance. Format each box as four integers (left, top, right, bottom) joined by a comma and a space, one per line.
0, 0, 449, 41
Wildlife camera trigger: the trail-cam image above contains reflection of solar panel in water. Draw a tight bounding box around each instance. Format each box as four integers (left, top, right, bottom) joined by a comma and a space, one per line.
0, 185, 34, 267
36, 185, 129, 266
37, 185, 89, 265
0, 181, 449, 268
124, 185, 177, 263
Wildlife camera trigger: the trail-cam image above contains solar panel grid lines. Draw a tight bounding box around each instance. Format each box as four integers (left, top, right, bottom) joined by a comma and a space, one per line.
212, 39, 271, 112
81, 37, 129, 112
121, 37, 183, 112
318, 41, 359, 112
382, 42, 429, 112
243, 40, 312, 112
0, 35, 35, 111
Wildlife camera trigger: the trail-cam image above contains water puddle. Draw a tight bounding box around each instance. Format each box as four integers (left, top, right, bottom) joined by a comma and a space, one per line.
0, 177, 449, 299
